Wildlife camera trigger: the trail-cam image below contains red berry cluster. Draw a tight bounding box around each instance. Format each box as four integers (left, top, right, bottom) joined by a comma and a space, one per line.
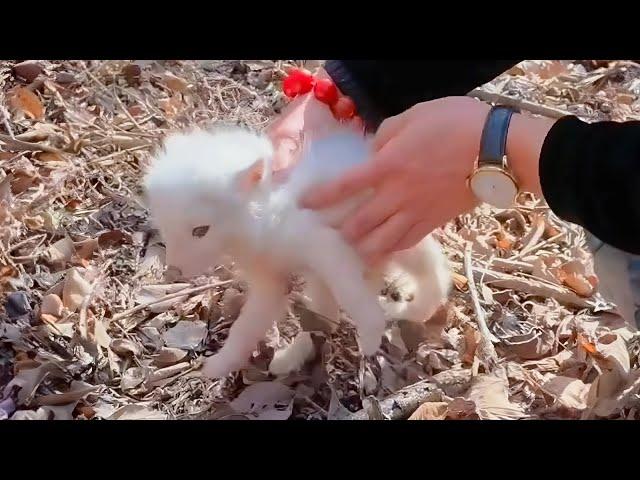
282, 68, 357, 121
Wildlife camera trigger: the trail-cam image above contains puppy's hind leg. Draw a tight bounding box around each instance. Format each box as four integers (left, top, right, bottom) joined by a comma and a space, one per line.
303, 226, 386, 356
383, 235, 451, 323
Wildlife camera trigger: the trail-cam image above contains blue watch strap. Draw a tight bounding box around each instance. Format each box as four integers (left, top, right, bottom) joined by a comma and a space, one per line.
478, 106, 516, 167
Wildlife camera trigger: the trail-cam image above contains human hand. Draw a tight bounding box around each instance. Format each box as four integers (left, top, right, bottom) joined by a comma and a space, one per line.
266, 67, 363, 176
300, 96, 492, 263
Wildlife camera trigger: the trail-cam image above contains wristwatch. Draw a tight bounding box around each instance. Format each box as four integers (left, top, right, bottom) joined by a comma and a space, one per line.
467, 105, 519, 209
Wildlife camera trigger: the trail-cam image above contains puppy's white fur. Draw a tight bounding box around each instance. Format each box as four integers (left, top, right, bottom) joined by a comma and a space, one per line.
145, 126, 451, 378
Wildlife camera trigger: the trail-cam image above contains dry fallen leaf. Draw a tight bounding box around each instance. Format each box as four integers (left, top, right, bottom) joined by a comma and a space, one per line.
62, 268, 92, 312
0, 174, 13, 203
162, 72, 189, 93
35, 381, 98, 406
408, 402, 449, 420
41, 293, 63, 317
41, 312, 63, 326
98, 230, 130, 249
250, 400, 294, 420
559, 259, 598, 297
93, 318, 112, 350
151, 347, 187, 367
139, 327, 164, 350
493, 312, 555, 360
5, 291, 31, 319
577, 333, 598, 355
4, 361, 63, 405
269, 331, 315, 376
110, 338, 142, 358
230, 381, 294, 414
0, 264, 19, 288
379, 356, 404, 393
159, 95, 182, 117
0, 397, 16, 420
127, 104, 144, 117
587, 369, 640, 418
563, 272, 595, 297
121, 367, 149, 391
13, 60, 43, 82
40, 210, 62, 233
36, 152, 66, 164
10, 408, 51, 420
384, 324, 409, 356
135, 243, 166, 278
462, 327, 481, 364
76, 405, 96, 419
521, 60, 571, 80
135, 283, 191, 313
107, 404, 166, 420
532, 255, 564, 285
595, 332, 630, 377
9, 87, 45, 119
64, 199, 82, 212
75, 238, 100, 260
45, 236, 76, 265
446, 398, 479, 419
541, 374, 590, 410
452, 272, 468, 291
466, 370, 526, 420
162, 320, 207, 350
11, 171, 39, 194
121, 64, 142, 85
327, 385, 353, 420
23, 215, 44, 230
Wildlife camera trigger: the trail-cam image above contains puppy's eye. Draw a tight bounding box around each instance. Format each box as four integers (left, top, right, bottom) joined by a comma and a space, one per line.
192, 225, 210, 238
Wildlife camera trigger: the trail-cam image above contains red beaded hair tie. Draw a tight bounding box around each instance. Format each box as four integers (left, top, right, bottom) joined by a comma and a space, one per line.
282, 68, 357, 121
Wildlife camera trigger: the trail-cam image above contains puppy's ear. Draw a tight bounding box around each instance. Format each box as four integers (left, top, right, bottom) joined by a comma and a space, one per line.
237, 158, 267, 193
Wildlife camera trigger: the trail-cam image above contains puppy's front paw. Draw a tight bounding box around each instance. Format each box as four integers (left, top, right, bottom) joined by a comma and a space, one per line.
202, 354, 245, 379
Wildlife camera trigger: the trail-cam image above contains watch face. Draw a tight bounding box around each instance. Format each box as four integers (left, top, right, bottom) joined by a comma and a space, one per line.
469, 168, 518, 209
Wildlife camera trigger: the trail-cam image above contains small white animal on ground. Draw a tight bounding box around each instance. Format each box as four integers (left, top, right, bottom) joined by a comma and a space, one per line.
144, 126, 451, 379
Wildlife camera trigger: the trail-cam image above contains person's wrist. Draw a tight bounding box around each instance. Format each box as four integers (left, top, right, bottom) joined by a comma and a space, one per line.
506, 112, 556, 196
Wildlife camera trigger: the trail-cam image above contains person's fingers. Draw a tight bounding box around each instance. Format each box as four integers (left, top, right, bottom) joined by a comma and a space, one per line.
350, 115, 365, 133
363, 252, 388, 269
373, 113, 408, 151
272, 165, 293, 184
271, 135, 301, 170
341, 186, 403, 243
356, 211, 415, 262
389, 219, 435, 252
300, 161, 390, 209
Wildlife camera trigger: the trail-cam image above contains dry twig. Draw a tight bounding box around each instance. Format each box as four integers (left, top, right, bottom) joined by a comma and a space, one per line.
463, 242, 499, 370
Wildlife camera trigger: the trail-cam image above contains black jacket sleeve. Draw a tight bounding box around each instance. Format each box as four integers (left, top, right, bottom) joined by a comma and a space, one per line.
325, 60, 518, 129
540, 116, 640, 254
325, 60, 640, 254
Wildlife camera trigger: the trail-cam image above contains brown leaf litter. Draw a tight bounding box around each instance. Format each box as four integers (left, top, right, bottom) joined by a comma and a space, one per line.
1, 60, 639, 420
